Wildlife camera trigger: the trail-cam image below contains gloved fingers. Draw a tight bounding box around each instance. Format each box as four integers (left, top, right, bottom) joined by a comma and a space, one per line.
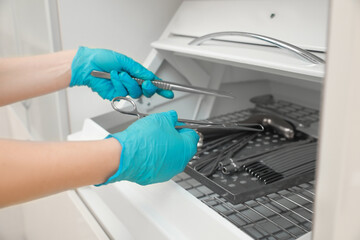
178, 128, 200, 147
110, 70, 128, 97
115, 53, 155, 81
156, 88, 174, 99
153, 75, 174, 99
178, 128, 199, 168
142, 80, 157, 98
141, 74, 174, 99
175, 123, 197, 136
118, 72, 142, 99
88, 75, 117, 100
178, 127, 199, 138
112, 52, 174, 99
142, 110, 178, 130
175, 121, 186, 127
163, 110, 178, 127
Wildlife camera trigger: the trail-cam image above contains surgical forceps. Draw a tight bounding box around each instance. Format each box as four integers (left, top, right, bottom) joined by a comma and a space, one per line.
91, 70, 234, 99
111, 97, 264, 133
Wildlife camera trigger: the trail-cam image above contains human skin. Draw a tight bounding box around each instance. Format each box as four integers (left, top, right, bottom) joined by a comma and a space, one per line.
0, 51, 120, 207
0, 138, 120, 207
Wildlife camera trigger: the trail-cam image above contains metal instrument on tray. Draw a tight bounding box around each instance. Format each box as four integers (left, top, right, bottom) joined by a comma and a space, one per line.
185, 104, 318, 204
245, 111, 295, 139
111, 96, 264, 133
91, 70, 234, 99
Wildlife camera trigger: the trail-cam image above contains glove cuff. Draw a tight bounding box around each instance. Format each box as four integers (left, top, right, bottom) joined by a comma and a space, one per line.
94, 133, 128, 186
70, 46, 89, 87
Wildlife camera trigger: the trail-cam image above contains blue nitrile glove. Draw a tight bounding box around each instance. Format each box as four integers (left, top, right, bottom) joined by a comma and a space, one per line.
70, 46, 174, 100
99, 110, 199, 186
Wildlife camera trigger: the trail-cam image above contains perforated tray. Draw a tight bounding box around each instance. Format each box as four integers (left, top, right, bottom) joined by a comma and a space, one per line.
185, 99, 318, 205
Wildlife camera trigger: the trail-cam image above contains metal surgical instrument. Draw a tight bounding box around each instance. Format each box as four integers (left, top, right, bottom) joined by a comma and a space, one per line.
91, 70, 234, 99
111, 97, 264, 132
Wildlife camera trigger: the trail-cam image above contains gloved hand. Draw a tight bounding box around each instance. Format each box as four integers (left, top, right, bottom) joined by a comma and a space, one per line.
98, 110, 199, 186
70, 46, 174, 100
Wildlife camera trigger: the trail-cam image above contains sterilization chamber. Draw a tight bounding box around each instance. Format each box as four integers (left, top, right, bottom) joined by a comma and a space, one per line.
67, 0, 339, 239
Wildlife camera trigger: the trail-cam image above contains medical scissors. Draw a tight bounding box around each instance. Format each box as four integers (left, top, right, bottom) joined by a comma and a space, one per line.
91, 70, 234, 99
111, 97, 264, 132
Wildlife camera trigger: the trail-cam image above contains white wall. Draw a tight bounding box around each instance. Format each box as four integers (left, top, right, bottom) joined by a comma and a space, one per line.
58, 0, 183, 132
0, 0, 66, 141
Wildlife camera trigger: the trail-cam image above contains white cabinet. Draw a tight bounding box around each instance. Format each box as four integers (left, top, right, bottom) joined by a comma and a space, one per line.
72, 1, 328, 239
0, 191, 108, 240
312, 0, 360, 239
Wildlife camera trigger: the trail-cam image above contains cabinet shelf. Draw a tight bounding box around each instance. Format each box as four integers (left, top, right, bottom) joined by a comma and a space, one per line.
152, 35, 325, 83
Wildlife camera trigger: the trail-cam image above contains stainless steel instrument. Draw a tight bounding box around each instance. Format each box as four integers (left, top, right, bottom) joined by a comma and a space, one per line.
111, 96, 264, 132
91, 70, 234, 99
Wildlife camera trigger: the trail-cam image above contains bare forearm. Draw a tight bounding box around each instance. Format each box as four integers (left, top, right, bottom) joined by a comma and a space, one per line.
0, 50, 76, 106
0, 138, 120, 207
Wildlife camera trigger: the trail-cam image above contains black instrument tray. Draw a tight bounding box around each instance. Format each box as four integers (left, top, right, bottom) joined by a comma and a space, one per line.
185, 107, 317, 205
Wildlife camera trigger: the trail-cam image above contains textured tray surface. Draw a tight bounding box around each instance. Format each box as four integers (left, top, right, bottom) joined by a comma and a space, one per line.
185, 97, 318, 204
